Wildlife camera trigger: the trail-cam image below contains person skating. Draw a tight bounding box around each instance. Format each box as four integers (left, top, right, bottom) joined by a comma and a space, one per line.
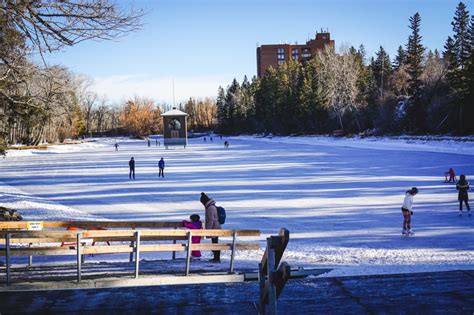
158, 157, 165, 178
114, 143, 119, 151
444, 168, 457, 183
200, 192, 221, 263
401, 187, 418, 236
182, 214, 203, 258
456, 175, 471, 216
129, 157, 135, 180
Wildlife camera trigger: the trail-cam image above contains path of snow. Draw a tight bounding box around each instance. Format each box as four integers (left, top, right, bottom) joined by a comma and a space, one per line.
1, 136, 473, 277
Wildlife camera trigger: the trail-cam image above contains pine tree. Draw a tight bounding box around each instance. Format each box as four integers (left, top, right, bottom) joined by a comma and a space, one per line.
449, 2, 471, 132
371, 46, 392, 97
216, 86, 227, 133
393, 45, 406, 70
443, 36, 457, 92
405, 12, 426, 130
406, 12, 425, 97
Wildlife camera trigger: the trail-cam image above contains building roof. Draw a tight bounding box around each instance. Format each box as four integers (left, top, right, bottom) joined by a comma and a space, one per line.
161, 108, 188, 117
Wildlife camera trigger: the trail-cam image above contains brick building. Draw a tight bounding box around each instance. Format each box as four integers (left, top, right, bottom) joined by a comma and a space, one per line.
256, 32, 335, 77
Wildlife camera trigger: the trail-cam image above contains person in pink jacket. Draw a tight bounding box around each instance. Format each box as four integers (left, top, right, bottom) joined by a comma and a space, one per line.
200, 192, 221, 263
182, 214, 203, 258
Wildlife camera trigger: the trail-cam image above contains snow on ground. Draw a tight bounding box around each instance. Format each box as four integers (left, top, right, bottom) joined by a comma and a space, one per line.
0, 135, 473, 277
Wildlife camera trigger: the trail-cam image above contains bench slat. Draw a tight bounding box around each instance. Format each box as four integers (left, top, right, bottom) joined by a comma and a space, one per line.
0, 242, 259, 256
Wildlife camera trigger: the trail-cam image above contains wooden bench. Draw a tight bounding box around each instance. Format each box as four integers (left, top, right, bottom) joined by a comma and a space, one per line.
0, 221, 261, 286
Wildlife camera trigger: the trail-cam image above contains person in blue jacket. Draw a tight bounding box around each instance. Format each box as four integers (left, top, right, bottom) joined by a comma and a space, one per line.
158, 157, 165, 178
129, 157, 135, 180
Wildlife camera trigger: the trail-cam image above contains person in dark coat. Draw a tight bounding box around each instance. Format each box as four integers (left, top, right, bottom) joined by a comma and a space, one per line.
129, 157, 135, 180
158, 157, 165, 178
200, 192, 221, 263
456, 174, 471, 216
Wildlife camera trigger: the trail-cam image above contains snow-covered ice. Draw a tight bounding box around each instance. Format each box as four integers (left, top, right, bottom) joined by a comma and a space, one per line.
1, 135, 473, 277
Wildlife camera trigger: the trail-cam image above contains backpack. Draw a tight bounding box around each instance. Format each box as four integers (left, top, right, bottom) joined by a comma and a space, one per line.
216, 206, 226, 225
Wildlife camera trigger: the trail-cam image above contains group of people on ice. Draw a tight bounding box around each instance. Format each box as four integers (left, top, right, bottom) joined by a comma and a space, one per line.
402, 171, 470, 237
128, 157, 165, 179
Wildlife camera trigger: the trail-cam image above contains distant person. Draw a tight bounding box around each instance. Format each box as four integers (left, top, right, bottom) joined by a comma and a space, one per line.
204, 137, 207, 142
155, 139, 158, 147
114, 143, 119, 151
401, 187, 418, 236
158, 157, 165, 178
210, 136, 213, 142
182, 214, 203, 258
147, 139, 151, 147
219, 135, 222, 140
224, 141, 229, 148
200, 192, 221, 263
129, 157, 135, 180
456, 175, 471, 216
444, 168, 457, 183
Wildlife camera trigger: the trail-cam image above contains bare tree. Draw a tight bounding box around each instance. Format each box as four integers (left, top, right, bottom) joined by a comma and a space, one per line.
1, 0, 144, 55
316, 47, 361, 130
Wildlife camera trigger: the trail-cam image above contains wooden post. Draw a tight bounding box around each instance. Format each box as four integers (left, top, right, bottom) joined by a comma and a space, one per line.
172, 227, 177, 260
129, 228, 135, 262
258, 262, 266, 315
185, 231, 192, 276
266, 237, 277, 315
28, 243, 33, 267
229, 230, 237, 274
134, 231, 141, 279
76, 233, 81, 283
5, 233, 11, 286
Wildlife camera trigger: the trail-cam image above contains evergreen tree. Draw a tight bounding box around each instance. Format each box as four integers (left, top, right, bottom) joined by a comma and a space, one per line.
405, 12, 426, 130
450, 2, 471, 132
371, 46, 392, 97
443, 36, 457, 92
393, 45, 406, 70
216, 86, 227, 133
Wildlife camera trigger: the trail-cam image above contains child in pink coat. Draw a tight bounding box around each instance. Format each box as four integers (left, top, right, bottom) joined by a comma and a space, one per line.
182, 214, 203, 258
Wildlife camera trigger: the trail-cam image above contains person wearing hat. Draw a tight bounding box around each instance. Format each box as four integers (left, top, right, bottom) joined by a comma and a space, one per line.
401, 187, 418, 236
200, 192, 221, 262
456, 175, 471, 216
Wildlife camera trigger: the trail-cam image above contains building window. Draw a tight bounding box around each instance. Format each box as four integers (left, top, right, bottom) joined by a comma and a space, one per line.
278, 60, 285, 65
292, 48, 299, 60
277, 47, 285, 60
301, 48, 311, 58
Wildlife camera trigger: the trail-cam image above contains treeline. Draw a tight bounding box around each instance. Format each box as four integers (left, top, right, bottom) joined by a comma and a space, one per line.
217, 2, 474, 135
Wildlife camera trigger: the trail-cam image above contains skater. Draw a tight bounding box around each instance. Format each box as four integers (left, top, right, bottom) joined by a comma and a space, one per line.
147, 139, 151, 147
210, 136, 213, 142
219, 135, 222, 140
114, 143, 119, 151
155, 139, 158, 147
128, 157, 135, 180
200, 192, 221, 263
224, 141, 229, 148
204, 137, 207, 142
401, 187, 418, 236
444, 168, 457, 183
158, 157, 165, 178
456, 175, 471, 216
182, 214, 203, 258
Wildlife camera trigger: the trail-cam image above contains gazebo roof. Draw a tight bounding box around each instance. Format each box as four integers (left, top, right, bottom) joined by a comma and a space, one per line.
161, 108, 188, 117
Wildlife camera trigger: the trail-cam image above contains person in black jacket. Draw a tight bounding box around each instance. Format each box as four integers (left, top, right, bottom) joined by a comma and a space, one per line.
456, 174, 470, 216
129, 157, 135, 180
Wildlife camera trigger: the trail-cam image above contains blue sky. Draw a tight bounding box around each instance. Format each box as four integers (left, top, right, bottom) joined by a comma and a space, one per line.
45, 0, 473, 104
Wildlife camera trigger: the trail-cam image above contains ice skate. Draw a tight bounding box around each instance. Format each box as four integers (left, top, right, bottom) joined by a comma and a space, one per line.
458, 211, 462, 217
407, 230, 415, 236
402, 229, 407, 236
